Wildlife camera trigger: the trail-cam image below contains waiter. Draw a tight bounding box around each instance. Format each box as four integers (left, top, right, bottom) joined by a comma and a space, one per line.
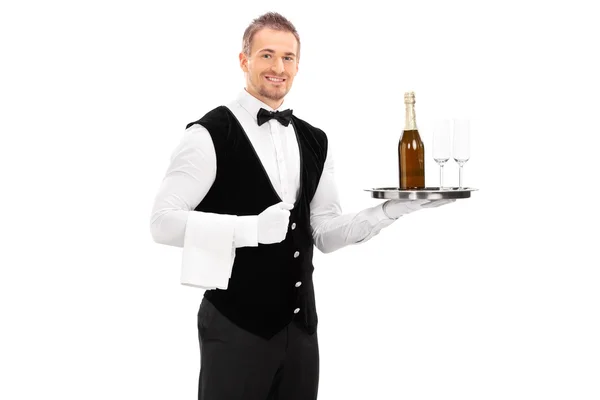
150, 11, 454, 400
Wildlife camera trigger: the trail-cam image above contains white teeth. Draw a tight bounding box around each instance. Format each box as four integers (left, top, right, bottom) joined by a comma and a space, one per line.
266, 77, 284, 82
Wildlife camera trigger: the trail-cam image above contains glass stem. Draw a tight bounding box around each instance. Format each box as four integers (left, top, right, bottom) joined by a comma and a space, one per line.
439, 164, 444, 189
459, 165, 464, 189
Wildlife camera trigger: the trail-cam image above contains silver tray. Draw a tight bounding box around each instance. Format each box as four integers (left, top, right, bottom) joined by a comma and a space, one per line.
365, 187, 478, 200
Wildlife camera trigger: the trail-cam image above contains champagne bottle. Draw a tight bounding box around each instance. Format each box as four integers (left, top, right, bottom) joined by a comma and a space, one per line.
398, 91, 425, 189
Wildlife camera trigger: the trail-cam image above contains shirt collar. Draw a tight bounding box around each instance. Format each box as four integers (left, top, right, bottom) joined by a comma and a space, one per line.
236, 88, 291, 124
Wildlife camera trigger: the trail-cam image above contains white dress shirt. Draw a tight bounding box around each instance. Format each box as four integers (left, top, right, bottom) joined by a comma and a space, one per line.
150, 89, 395, 289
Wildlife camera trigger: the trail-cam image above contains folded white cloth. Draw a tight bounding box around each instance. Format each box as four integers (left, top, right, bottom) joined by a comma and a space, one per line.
181, 211, 236, 289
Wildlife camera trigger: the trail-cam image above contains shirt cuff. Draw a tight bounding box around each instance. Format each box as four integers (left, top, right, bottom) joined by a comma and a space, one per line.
234, 215, 259, 247
373, 203, 396, 222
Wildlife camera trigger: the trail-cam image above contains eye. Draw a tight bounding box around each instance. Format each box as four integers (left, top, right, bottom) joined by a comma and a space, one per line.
262, 54, 271, 59
284, 57, 294, 61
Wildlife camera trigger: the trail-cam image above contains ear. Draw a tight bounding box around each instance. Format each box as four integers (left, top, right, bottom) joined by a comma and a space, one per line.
239, 52, 249, 72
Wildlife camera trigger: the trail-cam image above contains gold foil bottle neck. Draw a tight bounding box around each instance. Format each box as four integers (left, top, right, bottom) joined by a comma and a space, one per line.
404, 91, 417, 130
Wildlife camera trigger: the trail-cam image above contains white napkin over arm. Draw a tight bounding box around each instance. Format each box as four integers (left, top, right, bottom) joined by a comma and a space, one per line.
181, 211, 238, 290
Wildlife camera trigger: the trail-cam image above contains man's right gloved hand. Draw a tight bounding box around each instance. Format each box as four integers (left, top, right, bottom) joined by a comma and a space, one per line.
383, 198, 456, 219
257, 201, 294, 244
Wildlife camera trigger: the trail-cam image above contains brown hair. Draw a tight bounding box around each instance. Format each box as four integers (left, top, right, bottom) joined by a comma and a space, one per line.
242, 12, 301, 60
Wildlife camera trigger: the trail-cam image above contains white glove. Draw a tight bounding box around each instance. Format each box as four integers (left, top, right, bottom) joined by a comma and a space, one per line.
257, 202, 294, 244
383, 199, 456, 219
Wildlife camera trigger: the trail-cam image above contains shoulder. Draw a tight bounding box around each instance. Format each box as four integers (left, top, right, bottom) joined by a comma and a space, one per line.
291, 114, 329, 165
291, 114, 328, 144
185, 106, 231, 130
168, 123, 215, 165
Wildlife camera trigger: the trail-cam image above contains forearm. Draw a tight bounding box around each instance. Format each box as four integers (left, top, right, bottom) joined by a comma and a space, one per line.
311, 202, 395, 253
150, 208, 258, 248
309, 142, 396, 253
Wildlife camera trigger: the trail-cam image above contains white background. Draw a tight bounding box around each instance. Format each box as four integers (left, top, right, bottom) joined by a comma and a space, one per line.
1, 0, 599, 399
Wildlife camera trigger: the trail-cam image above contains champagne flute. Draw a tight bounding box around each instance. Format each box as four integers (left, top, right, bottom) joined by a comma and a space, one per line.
453, 119, 471, 189
432, 119, 452, 189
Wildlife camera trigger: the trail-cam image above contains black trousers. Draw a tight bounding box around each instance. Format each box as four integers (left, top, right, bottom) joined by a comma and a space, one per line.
197, 297, 319, 400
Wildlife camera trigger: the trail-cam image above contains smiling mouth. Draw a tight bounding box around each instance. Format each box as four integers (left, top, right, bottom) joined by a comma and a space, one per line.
264, 75, 286, 84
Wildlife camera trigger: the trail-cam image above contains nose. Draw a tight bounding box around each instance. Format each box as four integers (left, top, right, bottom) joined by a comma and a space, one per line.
273, 58, 285, 75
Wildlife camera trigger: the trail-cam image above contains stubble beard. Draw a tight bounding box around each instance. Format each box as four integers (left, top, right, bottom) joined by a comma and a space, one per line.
257, 84, 288, 101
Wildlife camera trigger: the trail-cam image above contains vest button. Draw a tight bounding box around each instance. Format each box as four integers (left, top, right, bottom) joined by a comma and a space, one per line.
295, 281, 302, 287
291, 222, 296, 230
294, 308, 300, 314
293, 251, 300, 258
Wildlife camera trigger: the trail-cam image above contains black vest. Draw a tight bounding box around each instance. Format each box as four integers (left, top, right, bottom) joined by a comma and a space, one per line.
186, 106, 328, 340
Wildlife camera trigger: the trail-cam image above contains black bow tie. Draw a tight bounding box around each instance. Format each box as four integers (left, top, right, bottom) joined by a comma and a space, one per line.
257, 107, 293, 127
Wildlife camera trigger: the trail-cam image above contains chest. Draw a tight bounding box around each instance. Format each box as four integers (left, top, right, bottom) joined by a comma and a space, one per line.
244, 120, 301, 203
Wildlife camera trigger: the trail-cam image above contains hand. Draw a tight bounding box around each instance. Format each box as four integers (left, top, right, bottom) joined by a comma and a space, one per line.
257, 202, 294, 244
383, 198, 456, 219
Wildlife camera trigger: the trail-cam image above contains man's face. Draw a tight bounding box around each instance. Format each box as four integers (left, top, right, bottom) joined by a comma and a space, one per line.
240, 28, 299, 107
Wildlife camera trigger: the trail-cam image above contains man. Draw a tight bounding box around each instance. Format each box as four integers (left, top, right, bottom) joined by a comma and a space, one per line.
149, 11, 454, 400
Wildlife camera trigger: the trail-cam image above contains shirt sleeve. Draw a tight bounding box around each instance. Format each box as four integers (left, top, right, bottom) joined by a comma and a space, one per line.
309, 144, 396, 254
149, 124, 258, 289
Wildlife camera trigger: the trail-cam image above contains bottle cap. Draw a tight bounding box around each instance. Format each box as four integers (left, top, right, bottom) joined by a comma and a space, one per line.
404, 91, 415, 104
